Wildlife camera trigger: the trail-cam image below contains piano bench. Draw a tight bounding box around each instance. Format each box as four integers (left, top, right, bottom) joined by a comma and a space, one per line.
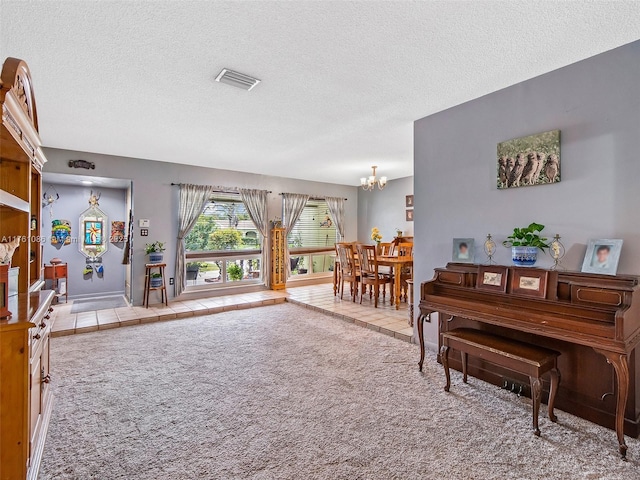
441, 328, 561, 437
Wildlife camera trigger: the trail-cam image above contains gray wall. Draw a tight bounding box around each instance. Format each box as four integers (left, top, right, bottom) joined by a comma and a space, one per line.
42, 184, 127, 299
414, 40, 640, 347
42, 148, 359, 305
357, 176, 414, 243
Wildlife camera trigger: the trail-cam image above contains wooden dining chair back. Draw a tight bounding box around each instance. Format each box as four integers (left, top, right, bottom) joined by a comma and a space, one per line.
397, 242, 413, 257
336, 242, 360, 302
379, 242, 394, 256
356, 244, 392, 308
396, 243, 413, 301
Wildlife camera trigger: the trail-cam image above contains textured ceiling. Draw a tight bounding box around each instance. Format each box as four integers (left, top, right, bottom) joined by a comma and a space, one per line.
1, 1, 639, 185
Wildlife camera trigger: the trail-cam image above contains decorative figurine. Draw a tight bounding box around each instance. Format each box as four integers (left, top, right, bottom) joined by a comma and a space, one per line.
484, 234, 496, 265
550, 234, 566, 271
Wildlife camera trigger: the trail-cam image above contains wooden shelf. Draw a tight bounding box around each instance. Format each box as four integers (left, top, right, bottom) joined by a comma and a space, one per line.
0, 189, 29, 212
1, 57, 53, 480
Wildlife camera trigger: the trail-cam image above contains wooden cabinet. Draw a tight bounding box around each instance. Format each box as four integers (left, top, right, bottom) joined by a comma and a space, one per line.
270, 228, 286, 290
1, 291, 54, 480
1, 57, 53, 480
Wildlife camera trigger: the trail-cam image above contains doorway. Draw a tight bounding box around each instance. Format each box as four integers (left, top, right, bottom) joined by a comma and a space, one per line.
41, 172, 134, 303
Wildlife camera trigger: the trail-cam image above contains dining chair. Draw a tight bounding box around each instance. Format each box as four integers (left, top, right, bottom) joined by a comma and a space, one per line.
397, 242, 413, 257
336, 242, 360, 302
379, 242, 394, 256
356, 244, 392, 308
397, 242, 413, 302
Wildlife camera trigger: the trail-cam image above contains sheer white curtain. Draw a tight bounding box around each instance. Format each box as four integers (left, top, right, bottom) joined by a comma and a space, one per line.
239, 188, 270, 288
282, 193, 309, 279
325, 196, 345, 241
175, 184, 215, 297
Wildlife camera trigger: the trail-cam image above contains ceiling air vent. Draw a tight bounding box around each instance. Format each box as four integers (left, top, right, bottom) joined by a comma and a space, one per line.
215, 69, 260, 91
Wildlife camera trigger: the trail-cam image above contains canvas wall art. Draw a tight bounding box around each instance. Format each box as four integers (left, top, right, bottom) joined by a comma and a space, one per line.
497, 130, 560, 189
110, 221, 126, 243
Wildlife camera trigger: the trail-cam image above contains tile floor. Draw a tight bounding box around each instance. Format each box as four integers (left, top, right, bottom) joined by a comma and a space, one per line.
49, 283, 414, 343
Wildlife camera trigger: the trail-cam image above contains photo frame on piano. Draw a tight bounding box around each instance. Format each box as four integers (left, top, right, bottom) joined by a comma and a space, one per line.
510, 267, 549, 299
452, 238, 475, 263
581, 239, 623, 276
476, 265, 508, 292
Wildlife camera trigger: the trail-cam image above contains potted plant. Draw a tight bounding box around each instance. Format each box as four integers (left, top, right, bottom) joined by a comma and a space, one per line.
502, 222, 549, 267
145, 241, 165, 263
297, 256, 307, 275
186, 262, 201, 282
227, 263, 244, 281
149, 272, 163, 288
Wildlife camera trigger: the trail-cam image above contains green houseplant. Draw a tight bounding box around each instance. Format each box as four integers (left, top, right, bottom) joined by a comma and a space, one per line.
502, 222, 549, 267
149, 272, 163, 288
227, 263, 244, 281
145, 241, 165, 263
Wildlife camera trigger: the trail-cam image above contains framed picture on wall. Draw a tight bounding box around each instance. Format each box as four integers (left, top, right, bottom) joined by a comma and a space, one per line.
406, 209, 413, 222
581, 239, 623, 276
406, 195, 414, 207
452, 238, 475, 263
497, 129, 560, 189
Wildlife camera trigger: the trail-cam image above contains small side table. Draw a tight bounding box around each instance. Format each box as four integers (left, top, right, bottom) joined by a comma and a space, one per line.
143, 263, 168, 308
44, 263, 68, 303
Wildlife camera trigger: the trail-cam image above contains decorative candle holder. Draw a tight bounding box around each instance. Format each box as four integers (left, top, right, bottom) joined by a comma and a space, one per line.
484, 234, 496, 265
550, 234, 566, 270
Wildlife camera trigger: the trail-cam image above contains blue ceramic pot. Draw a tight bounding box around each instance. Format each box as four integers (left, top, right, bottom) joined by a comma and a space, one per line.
148, 252, 163, 263
150, 277, 163, 288
512, 246, 538, 267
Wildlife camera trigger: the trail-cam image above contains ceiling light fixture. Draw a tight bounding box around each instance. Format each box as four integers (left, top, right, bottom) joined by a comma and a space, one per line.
360, 166, 387, 191
81, 180, 93, 185
215, 68, 261, 91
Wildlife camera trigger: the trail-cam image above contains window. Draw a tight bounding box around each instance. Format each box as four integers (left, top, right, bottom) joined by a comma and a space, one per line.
287, 199, 336, 276
185, 193, 260, 253
184, 193, 261, 288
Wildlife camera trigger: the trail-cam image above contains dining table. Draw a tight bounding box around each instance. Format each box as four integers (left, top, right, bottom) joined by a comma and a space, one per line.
377, 255, 413, 310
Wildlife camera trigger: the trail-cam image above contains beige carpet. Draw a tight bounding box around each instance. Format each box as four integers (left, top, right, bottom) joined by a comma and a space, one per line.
40, 303, 639, 479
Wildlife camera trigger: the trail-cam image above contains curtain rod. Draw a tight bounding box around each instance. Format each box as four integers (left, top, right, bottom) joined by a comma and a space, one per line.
279, 193, 347, 201
171, 183, 272, 194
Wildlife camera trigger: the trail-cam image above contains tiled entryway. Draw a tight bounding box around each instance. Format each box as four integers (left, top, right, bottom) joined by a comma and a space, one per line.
49, 283, 414, 343
286, 284, 414, 342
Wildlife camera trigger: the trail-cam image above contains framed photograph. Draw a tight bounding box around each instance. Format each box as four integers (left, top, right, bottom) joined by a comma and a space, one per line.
581, 239, 623, 276
510, 268, 548, 298
476, 265, 508, 293
406, 195, 414, 207
452, 238, 475, 263
497, 129, 560, 189
406, 209, 413, 222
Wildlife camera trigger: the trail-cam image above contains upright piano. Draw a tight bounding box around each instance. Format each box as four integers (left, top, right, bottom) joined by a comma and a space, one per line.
418, 263, 640, 457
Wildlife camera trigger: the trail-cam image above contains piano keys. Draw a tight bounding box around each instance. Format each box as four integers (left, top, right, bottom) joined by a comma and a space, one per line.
418, 263, 640, 457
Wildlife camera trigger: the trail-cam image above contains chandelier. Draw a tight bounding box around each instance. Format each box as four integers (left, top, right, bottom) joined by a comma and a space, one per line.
360, 166, 387, 191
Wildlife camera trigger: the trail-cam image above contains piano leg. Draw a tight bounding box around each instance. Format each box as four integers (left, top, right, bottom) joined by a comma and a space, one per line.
461, 351, 468, 383
441, 344, 451, 392
593, 348, 629, 458
418, 312, 426, 371
548, 368, 560, 423
529, 376, 542, 437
